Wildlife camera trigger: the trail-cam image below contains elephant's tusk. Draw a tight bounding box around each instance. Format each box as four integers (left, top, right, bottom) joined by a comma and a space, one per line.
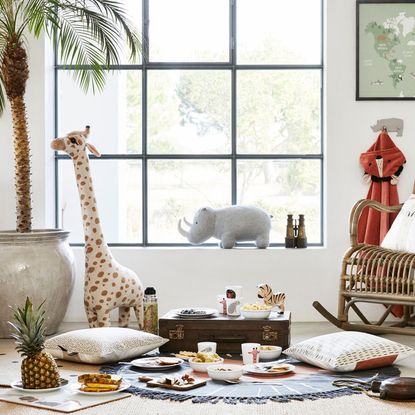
183, 217, 192, 227
178, 219, 190, 238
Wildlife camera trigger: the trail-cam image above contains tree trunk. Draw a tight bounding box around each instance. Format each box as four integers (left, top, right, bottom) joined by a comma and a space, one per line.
1, 35, 31, 232
10, 96, 32, 232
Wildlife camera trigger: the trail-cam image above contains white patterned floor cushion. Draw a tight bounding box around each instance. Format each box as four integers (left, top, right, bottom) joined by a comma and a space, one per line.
284, 331, 414, 372
45, 327, 169, 364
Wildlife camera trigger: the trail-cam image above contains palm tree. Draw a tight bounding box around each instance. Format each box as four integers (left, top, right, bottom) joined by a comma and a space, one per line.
0, 0, 140, 232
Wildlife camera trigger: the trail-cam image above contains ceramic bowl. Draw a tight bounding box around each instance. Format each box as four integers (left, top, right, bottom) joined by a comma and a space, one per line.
189, 357, 224, 372
207, 364, 244, 381
258, 345, 282, 360
241, 309, 272, 319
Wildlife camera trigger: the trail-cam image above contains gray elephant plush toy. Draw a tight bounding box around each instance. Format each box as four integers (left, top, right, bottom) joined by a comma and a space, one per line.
178, 206, 272, 249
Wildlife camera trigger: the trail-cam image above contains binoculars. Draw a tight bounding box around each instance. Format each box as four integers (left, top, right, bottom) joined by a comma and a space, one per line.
285, 214, 307, 248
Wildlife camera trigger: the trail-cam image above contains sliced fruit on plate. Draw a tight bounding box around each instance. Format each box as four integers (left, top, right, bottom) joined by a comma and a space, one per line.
173, 351, 197, 359
77, 373, 123, 392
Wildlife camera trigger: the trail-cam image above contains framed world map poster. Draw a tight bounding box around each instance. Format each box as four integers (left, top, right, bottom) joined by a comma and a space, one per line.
357, 0, 415, 100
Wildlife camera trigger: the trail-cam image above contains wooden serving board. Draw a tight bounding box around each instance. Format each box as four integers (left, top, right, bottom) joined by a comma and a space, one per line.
146, 378, 206, 391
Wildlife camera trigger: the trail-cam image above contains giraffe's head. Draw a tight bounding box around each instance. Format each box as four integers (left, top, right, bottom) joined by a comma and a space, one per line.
51, 126, 101, 158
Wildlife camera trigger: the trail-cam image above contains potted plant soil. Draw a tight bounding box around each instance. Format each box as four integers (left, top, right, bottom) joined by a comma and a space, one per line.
0, 1, 140, 337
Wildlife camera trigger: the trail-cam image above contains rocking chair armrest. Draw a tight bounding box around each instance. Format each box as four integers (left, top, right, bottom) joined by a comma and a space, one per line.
349, 199, 403, 246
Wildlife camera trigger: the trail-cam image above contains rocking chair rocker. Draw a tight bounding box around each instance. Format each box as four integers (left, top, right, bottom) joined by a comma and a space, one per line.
314, 197, 415, 335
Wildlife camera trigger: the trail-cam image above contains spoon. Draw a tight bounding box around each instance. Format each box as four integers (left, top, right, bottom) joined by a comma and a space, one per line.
224, 379, 282, 385
254, 359, 288, 371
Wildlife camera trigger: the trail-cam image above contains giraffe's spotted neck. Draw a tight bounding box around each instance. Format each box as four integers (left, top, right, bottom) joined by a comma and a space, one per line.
72, 152, 111, 260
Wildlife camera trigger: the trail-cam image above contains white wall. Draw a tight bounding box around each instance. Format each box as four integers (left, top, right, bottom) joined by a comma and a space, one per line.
1, 0, 415, 322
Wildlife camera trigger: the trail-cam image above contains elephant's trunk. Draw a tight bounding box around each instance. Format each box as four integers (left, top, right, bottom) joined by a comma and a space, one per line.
183, 217, 192, 227
178, 218, 190, 239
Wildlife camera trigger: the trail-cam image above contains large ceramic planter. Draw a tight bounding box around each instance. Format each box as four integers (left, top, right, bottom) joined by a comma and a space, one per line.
0, 230, 75, 338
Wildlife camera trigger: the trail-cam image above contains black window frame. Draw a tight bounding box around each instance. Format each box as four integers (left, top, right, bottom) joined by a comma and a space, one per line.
54, 0, 325, 247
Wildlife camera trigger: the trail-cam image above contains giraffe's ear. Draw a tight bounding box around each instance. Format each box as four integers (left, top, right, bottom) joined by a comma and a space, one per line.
86, 143, 101, 157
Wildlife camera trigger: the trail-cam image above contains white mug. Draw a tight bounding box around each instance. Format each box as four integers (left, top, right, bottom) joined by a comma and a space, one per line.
241, 343, 260, 365
198, 341, 217, 353
226, 298, 242, 316
225, 285, 243, 299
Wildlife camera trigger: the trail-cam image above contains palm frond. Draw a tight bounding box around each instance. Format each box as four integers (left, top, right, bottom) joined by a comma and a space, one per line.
0, 31, 5, 115
57, 0, 141, 63
19, 0, 50, 38
45, 0, 141, 93
64, 8, 123, 67
0, 0, 17, 34
0, 28, 5, 51
87, 0, 141, 62
51, 9, 108, 93
0, 0, 141, 95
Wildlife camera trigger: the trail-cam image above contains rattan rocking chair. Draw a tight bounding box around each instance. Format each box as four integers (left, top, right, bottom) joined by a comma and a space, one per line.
313, 197, 415, 335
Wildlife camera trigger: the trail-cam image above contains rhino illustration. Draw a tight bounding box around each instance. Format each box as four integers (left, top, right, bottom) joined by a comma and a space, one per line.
178, 206, 272, 249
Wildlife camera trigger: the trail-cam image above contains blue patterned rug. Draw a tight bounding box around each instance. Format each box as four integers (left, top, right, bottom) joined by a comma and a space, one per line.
100, 356, 400, 405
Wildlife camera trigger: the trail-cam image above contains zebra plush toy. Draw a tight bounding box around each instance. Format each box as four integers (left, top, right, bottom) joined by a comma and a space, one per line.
257, 283, 286, 314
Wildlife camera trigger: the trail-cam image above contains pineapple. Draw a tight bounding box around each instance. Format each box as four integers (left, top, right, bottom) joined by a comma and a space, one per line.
9, 298, 60, 389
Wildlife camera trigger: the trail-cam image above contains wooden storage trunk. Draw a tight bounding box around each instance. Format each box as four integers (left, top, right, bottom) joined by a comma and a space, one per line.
159, 311, 291, 353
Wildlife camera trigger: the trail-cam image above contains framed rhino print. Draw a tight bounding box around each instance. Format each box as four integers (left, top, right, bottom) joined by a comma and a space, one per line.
357, 0, 415, 100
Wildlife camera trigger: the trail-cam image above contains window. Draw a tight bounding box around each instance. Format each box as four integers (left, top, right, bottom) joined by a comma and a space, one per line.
54, 0, 323, 246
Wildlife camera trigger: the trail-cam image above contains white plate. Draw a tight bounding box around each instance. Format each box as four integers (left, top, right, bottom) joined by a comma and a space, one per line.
75, 381, 131, 395
11, 378, 69, 392
174, 308, 217, 318
244, 363, 295, 376
129, 356, 184, 370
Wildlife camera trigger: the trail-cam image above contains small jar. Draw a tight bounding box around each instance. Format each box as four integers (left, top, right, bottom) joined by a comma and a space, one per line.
143, 287, 158, 335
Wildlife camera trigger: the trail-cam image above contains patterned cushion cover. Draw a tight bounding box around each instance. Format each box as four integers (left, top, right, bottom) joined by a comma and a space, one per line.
45, 327, 168, 364
284, 331, 414, 372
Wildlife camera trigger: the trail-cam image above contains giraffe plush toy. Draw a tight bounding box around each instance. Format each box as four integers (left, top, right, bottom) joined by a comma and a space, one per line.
51, 126, 144, 329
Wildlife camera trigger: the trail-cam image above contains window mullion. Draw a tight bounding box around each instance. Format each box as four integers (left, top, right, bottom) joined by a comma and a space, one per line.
142, 0, 150, 246
231, 0, 237, 205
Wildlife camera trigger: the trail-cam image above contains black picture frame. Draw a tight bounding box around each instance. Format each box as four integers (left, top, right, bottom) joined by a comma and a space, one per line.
356, 0, 415, 101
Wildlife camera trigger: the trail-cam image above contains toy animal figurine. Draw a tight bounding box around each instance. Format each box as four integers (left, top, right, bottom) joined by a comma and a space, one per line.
371, 118, 404, 137
248, 347, 260, 364
178, 206, 272, 249
257, 283, 286, 313
51, 126, 144, 329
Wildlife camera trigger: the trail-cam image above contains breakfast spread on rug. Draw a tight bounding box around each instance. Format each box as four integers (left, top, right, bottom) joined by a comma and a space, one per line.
1, 286, 415, 413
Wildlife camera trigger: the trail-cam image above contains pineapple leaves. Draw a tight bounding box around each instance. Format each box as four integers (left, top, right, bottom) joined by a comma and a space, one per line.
9, 298, 47, 357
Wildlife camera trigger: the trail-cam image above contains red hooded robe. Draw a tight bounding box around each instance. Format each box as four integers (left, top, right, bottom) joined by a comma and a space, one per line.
358, 131, 405, 246
358, 131, 406, 318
